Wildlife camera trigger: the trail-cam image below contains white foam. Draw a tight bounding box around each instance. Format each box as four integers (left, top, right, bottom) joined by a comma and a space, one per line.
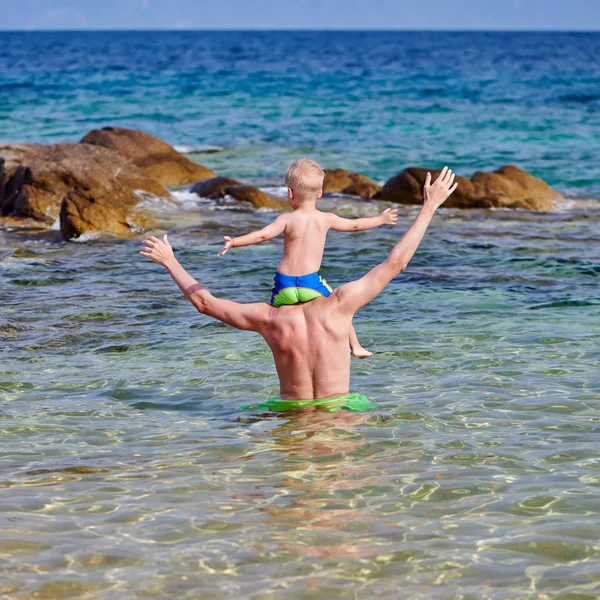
171, 189, 215, 208
71, 231, 105, 243
174, 144, 224, 154
260, 185, 288, 199
553, 197, 600, 212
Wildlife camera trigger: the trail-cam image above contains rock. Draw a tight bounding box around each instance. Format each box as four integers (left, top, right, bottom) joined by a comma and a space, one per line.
0, 142, 168, 224
323, 169, 381, 198
323, 169, 354, 193
218, 185, 288, 210
377, 167, 476, 209
81, 127, 215, 187
0, 215, 52, 232
471, 166, 559, 211
377, 166, 561, 211
190, 176, 241, 197
60, 188, 154, 241
342, 179, 381, 199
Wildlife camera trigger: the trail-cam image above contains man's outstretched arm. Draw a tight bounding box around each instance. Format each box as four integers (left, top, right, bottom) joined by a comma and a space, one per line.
334, 168, 457, 315
140, 235, 268, 331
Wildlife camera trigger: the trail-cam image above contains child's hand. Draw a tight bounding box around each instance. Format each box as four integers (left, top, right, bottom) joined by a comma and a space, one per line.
380, 208, 399, 226
218, 236, 234, 257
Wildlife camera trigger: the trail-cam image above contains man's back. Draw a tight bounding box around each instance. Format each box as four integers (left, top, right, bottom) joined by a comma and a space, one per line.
141, 167, 458, 402
260, 295, 353, 400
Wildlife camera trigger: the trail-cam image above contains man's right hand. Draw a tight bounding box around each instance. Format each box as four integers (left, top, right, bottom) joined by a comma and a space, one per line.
218, 236, 234, 257
423, 167, 458, 210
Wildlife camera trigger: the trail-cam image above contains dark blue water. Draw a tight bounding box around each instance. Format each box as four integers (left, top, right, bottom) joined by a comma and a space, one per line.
1, 31, 599, 195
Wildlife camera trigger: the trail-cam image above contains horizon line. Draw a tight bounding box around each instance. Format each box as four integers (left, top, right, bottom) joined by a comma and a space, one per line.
1, 28, 599, 33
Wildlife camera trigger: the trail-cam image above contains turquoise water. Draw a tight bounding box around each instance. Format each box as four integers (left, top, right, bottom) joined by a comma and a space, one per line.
1, 31, 600, 196
2, 31, 600, 598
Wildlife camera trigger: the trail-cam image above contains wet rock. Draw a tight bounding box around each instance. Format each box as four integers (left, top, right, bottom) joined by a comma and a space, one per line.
0, 215, 52, 232
190, 176, 241, 197
377, 165, 561, 211
81, 126, 215, 187
0, 142, 168, 224
342, 179, 382, 199
323, 169, 381, 198
218, 185, 288, 210
60, 188, 154, 241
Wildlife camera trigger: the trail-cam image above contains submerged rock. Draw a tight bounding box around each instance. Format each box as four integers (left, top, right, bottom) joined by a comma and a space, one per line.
0, 143, 168, 225
323, 169, 381, 199
60, 188, 154, 241
377, 165, 561, 211
190, 176, 241, 197
214, 185, 288, 210
81, 126, 215, 187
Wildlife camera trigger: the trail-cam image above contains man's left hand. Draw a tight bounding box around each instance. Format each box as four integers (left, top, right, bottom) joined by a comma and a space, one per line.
140, 235, 175, 267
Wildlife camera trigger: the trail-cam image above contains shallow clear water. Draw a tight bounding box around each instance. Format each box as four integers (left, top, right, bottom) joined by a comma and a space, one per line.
1, 31, 600, 197
2, 196, 600, 598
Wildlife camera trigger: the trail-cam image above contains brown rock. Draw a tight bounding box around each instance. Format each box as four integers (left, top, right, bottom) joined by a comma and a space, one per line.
377, 168, 475, 208
342, 179, 382, 199
81, 127, 215, 187
0, 143, 168, 224
60, 188, 154, 241
0, 215, 52, 232
377, 166, 561, 211
220, 185, 288, 210
323, 169, 381, 198
190, 176, 241, 197
323, 169, 354, 193
471, 166, 559, 211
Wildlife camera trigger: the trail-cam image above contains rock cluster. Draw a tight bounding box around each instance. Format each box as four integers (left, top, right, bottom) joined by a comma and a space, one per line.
0, 142, 168, 239
1, 126, 563, 242
0, 128, 214, 240
376, 165, 561, 211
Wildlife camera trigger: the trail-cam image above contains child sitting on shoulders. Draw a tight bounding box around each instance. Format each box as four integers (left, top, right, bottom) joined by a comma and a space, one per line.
218, 158, 398, 358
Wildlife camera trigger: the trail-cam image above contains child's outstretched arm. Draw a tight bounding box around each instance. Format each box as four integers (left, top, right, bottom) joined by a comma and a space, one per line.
218, 214, 288, 257
327, 208, 398, 232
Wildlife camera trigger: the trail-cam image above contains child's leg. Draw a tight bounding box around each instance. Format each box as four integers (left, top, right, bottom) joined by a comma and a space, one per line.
349, 322, 372, 359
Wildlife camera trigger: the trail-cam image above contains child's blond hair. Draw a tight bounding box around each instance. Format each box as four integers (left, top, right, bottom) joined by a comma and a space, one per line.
285, 158, 325, 197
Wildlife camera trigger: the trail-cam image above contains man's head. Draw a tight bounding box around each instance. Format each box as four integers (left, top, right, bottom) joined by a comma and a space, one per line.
285, 158, 325, 208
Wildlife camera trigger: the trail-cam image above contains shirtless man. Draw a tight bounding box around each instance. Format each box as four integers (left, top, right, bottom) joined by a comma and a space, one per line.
140, 167, 457, 402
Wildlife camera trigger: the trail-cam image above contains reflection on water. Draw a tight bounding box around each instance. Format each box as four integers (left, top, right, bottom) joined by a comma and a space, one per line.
1, 199, 600, 598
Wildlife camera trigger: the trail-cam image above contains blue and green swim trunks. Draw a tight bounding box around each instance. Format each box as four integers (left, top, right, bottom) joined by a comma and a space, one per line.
270, 271, 333, 308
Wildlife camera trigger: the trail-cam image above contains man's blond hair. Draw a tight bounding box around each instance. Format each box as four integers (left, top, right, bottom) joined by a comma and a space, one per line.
285, 158, 325, 196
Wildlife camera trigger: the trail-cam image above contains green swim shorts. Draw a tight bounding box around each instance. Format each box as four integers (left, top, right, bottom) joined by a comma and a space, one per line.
242, 393, 375, 413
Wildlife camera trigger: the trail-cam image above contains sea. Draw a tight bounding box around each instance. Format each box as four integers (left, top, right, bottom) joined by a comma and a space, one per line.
1, 31, 600, 599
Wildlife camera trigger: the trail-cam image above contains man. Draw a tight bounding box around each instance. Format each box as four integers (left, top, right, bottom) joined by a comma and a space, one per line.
140, 167, 457, 403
